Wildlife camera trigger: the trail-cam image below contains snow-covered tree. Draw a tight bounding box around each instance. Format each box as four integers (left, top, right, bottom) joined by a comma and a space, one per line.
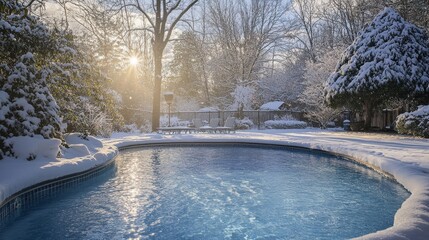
258, 56, 306, 109
229, 85, 255, 119
0, 90, 10, 158
301, 49, 342, 128
325, 7, 429, 129
0, 1, 66, 159
0, 53, 63, 159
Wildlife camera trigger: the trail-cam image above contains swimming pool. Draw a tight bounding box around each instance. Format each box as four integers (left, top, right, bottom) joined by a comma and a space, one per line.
0, 144, 410, 239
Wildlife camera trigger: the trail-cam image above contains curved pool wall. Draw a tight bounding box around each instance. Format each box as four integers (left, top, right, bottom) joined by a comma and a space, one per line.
0, 154, 117, 223
0, 139, 426, 239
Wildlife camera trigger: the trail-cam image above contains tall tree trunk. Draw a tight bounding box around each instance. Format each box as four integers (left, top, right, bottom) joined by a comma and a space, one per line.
363, 100, 373, 130
202, 69, 211, 104
151, 45, 163, 131
126, 0, 200, 131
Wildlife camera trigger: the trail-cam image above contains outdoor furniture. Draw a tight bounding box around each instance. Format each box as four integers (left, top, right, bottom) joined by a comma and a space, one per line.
214, 117, 236, 133
193, 118, 218, 133
201, 118, 220, 133
157, 126, 195, 134
209, 118, 220, 128
193, 118, 204, 132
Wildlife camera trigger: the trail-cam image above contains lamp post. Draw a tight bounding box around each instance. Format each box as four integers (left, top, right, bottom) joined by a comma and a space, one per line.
164, 92, 174, 127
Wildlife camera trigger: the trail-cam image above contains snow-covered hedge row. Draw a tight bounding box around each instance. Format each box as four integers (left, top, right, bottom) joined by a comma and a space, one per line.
396, 105, 429, 138
264, 120, 307, 129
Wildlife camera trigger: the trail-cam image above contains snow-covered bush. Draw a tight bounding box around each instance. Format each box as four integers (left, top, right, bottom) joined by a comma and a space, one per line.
396, 105, 429, 138
235, 117, 254, 130
0, 53, 64, 159
73, 100, 112, 138
325, 7, 429, 130
139, 120, 152, 133
160, 115, 181, 127
265, 115, 307, 129
265, 120, 307, 129
122, 124, 141, 133
4, 135, 61, 161
0, 1, 76, 159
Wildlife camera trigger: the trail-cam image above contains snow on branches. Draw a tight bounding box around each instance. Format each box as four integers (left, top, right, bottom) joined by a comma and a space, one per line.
0, 53, 63, 159
0, 1, 65, 159
325, 7, 429, 128
301, 49, 342, 128
229, 85, 256, 111
326, 7, 429, 101
396, 105, 429, 138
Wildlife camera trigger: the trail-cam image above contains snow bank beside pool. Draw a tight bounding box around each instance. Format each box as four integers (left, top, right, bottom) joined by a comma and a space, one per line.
0, 133, 117, 203
5, 135, 61, 160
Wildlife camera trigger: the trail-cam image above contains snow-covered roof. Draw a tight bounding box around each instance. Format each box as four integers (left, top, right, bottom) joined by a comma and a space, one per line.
260, 101, 285, 110
198, 107, 219, 112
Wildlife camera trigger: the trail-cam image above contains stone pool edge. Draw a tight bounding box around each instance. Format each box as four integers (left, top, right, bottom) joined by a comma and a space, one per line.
1, 137, 428, 240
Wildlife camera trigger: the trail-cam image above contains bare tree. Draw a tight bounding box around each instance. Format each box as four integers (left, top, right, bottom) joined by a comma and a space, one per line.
300, 48, 342, 128
208, 0, 288, 104
321, 0, 383, 45
118, 0, 199, 131
66, 1, 124, 75
388, 0, 429, 29
178, 1, 212, 104
292, 0, 320, 63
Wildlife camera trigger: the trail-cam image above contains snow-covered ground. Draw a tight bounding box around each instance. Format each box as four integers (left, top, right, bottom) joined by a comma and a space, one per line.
1, 129, 429, 239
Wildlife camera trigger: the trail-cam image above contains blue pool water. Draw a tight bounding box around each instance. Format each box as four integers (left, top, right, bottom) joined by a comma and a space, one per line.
0, 145, 409, 239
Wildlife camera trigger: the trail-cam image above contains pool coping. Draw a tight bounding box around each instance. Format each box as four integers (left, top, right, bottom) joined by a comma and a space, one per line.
0, 139, 423, 239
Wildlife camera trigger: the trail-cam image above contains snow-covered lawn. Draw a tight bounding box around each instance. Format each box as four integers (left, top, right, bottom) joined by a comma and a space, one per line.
1, 129, 429, 239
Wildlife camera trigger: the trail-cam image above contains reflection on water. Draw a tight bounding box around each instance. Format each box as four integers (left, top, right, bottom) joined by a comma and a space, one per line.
0, 146, 410, 240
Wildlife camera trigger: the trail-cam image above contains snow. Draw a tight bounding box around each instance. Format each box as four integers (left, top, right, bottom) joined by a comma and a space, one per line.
396, 105, 429, 137
4, 135, 61, 160
264, 120, 307, 129
0, 133, 117, 204
198, 107, 219, 112
259, 101, 284, 110
229, 85, 255, 111
1, 129, 429, 239
412, 105, 429, 117
325, 7, 429, 102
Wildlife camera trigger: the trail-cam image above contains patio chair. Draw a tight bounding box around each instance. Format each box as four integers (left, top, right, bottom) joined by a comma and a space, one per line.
198, 118, 219, 133
209, 118, 220, 128
192, 118, 203, 133
208, 118, 220, 133
215, 117, 236, 133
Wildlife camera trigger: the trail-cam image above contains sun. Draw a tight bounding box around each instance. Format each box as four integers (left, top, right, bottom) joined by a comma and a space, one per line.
129, 56, 139, 66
